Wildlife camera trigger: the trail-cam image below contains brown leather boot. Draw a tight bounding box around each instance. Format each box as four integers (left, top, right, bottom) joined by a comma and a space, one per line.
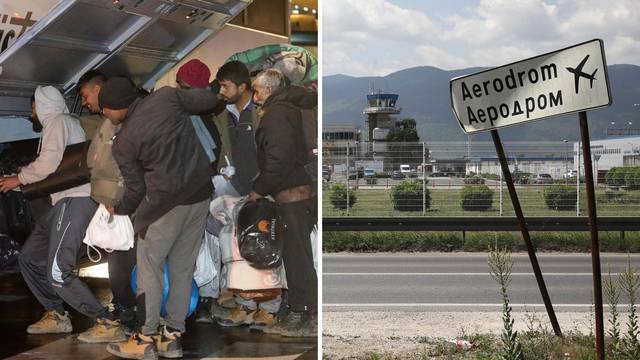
78, 318, 127, 343
27, 310, 72, 334
106, 332, 158, 360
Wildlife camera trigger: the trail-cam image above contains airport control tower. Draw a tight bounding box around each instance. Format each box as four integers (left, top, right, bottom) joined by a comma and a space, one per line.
362, 92, 401, 160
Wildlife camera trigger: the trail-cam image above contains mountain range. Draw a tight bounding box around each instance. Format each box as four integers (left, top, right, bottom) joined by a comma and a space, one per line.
323, 64, 640, 142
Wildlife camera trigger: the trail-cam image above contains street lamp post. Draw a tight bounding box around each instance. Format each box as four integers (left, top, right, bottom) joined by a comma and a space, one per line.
563, 139, 568, 184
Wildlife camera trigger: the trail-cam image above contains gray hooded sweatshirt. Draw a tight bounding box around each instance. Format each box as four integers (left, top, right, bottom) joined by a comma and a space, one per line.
17, 86, 90, 205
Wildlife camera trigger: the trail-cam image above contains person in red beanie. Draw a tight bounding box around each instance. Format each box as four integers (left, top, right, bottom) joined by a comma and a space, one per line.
175, 59, 221, 169
175, 59, 233, 324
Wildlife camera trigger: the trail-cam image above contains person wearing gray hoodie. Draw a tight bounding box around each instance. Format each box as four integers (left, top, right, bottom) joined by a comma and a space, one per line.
0, 86, 126, 343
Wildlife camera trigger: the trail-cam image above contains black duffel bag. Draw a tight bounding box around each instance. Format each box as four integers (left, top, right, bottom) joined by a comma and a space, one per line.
22, 141, 90, 200
236, 198, 282, 269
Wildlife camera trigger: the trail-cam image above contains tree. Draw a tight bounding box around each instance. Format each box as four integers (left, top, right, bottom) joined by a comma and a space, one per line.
385, 118, 422, 170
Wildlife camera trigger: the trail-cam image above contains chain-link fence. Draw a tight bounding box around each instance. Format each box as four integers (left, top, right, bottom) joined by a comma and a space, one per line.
322, 141, 640, 217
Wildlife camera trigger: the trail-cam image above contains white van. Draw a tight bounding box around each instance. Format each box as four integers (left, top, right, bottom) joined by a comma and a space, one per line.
400, 164, 411, 174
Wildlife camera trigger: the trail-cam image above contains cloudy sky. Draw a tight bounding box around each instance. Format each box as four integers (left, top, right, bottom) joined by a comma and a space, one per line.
323, 0, 640, 76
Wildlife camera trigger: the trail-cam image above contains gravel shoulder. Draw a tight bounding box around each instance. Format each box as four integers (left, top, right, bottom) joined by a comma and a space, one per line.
322, 310, 619, 359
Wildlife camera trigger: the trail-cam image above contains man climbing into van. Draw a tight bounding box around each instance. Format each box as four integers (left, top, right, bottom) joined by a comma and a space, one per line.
0, 86, 126, 343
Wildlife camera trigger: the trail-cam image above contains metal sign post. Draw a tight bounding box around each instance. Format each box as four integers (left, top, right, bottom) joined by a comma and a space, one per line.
491, 129, 562, 337
449, 39, 614, 350
579, 111, 605, 359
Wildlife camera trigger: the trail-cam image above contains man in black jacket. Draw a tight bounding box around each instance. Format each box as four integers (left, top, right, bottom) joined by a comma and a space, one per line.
249, 68, 317, 338
98, 78, 218, 359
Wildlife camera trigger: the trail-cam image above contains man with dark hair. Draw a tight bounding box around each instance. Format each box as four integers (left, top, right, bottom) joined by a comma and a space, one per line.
78, 70, 108, 113
28, 95, 42, 132
214, 60, 258, 195
76, 70, 138, 338
100, 77, 218, 360
212, 60, 281, 331
0, 86, 126, 344
250, 68, 317, 338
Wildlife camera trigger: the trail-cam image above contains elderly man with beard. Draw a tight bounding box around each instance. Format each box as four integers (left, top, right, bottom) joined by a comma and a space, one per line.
249, 68, 317, 338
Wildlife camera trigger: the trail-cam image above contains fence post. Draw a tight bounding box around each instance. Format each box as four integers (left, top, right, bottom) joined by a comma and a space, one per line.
423, 142, 426, 215
346, 142, 350, 215
500, 170, 504, 216
577, 140, 580, 216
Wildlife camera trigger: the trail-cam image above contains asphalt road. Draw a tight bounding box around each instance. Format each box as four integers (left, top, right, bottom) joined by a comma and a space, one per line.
323, 253, 640, 312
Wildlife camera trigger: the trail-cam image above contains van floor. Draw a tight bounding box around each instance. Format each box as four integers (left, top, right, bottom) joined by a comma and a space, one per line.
0, 272, 316, 359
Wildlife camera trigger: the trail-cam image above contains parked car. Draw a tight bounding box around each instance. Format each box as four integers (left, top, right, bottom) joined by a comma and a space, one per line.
533, 173, 554, 184
322, 165, 332, 182
400, 164, 411, 174
364, 169, 377, 184
391, 170, 405, 180
563, 169, 578, 179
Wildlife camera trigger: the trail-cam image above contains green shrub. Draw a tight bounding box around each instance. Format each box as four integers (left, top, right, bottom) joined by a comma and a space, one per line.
481, 173, 501, 181
330, 184, 356, 209
390, 179, 430, 212
464, 175, 486, 184
543, 185, 577, 211
512, 171, 532, 184
625, 167, 640, 189
607, 167, 626, 187
460, 184, 494, 211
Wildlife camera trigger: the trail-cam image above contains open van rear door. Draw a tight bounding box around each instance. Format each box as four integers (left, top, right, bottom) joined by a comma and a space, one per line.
0, 0, 251, 142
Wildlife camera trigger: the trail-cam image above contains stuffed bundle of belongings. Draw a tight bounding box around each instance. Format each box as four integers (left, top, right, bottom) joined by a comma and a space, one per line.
209, 195, 287, 293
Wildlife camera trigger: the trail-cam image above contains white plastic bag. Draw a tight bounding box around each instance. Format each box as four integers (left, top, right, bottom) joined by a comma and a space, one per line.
83, 204, 134, 262
193, 231, 218, 287
212, 174, 239, 198
310, 224, 317, 272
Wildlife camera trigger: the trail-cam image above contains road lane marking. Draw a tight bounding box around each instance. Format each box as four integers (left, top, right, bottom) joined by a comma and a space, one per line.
324, 272, 621, 276
323, 303, 626, 308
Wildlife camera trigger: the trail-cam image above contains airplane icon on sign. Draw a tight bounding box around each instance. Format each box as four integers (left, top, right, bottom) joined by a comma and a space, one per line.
566, 55, 598, 94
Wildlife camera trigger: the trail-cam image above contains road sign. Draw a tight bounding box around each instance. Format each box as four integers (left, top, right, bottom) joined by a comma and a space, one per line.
450, 39, 611, 134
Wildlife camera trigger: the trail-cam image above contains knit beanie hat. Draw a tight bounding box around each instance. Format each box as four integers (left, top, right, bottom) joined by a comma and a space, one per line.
177, 59, 211, 89
98, 77, 139, 110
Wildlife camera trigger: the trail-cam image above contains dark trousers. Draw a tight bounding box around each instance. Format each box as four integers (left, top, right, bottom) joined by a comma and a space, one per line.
18, 197, 107, 319
108, 245, 136, 308
277, 197, 317, 312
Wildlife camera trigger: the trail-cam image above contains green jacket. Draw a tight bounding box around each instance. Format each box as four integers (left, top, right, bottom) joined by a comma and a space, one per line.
86, 117, 124, 207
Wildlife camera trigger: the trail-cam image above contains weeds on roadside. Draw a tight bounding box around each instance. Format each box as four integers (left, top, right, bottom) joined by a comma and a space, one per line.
619, 256, 640, 359
604, 265, 623, 358
488, 247, 524, 360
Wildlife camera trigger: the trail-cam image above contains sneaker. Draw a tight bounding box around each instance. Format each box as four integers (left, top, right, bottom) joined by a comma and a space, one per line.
113, 304, 137, 335
78, 318, 127, 343
195, 298, 213, 323
249, 309, 277, 331
27, 310, 72, 334
210, 301, 233, 321
217, 305, 256, 327
106, 332, 158, 360
281, 312, 317, 338
264, 311, 316, 337
155, 326, 182, 359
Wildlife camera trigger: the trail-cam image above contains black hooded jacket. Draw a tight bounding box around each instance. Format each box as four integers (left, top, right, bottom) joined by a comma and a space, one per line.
252, 86, 316, 196
112, 86, 217, 235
